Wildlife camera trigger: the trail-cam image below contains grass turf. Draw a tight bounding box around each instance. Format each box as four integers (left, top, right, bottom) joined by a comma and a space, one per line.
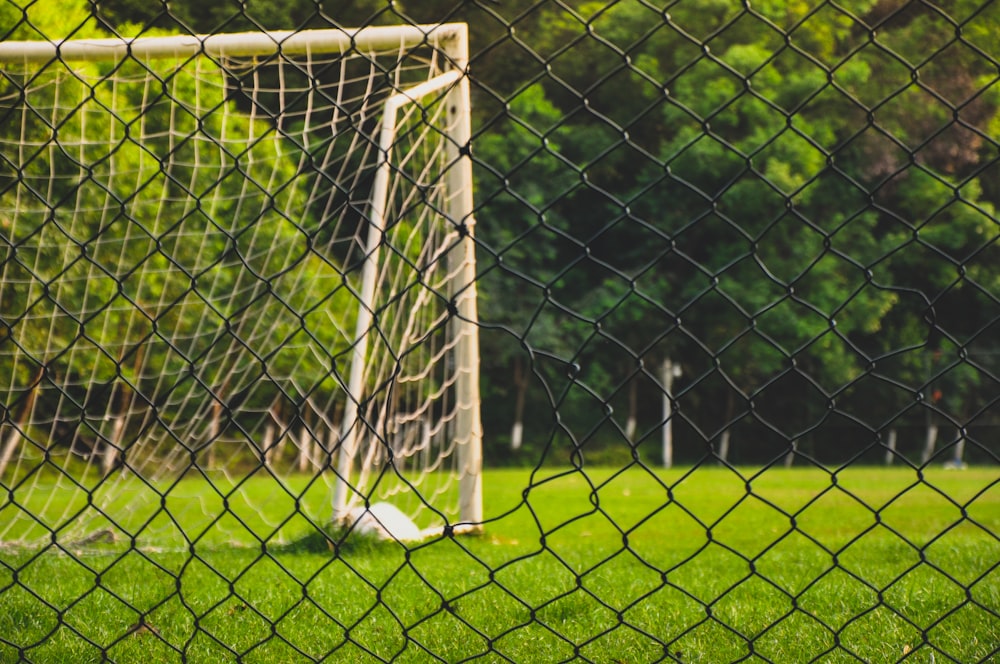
0, 465, 997, 663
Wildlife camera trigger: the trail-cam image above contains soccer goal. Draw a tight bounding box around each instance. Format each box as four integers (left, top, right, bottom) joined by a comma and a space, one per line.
0, 24, 482, 548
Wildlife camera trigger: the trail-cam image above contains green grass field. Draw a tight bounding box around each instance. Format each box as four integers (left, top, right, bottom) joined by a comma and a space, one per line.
1, 465, 998, 663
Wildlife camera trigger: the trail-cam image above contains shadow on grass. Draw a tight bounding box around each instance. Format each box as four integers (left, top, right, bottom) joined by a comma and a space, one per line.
269, 525, 402, 555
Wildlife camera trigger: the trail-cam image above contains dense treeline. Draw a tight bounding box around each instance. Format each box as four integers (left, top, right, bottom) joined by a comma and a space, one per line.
5, 0, 1000, 468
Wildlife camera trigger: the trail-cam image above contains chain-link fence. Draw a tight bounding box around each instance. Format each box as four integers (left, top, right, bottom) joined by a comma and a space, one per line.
1, 1, 998, 662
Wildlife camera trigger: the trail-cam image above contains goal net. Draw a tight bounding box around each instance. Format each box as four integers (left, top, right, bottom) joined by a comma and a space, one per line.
0, 24, 482, 549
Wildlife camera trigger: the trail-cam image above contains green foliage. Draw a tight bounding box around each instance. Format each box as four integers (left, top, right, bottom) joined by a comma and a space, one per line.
92, 0, 388, 33
0, 0, 98, 40
464, 0, 1000, 457
3, 0, 1000, 462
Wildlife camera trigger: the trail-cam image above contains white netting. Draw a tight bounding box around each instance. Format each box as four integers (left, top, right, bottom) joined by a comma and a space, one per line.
0, 27, 479, 549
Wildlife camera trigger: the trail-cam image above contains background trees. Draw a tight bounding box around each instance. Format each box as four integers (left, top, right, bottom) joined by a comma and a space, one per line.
4, 0, 1000, 467
0, 2, 357, 473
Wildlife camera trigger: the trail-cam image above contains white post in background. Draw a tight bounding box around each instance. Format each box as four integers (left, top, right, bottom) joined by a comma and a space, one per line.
922, 423, 939, 464
661, 358, 681, 469
717, 429, 731, 464
444, 25, 483, 528
950, 430, 967, 469
784, 440, 797, 468
884, 428, 897, 466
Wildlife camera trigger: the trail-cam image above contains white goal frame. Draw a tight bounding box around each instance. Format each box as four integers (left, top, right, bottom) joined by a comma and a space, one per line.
0, 24, 484, 532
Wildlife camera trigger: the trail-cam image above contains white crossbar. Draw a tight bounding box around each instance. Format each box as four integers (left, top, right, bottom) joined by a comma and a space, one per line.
0, 24, 464, 62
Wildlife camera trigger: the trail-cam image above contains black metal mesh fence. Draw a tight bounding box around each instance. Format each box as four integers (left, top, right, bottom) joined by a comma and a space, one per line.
1, 1, 998, 662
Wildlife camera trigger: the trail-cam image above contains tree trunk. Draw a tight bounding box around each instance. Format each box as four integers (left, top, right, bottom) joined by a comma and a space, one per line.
884, 428, 897, 466
206, 396, 222, 470
326, 428, 339, 468
262, 424, 275, 470
717, 391, 735, 464
717, 429, 731, 464
0, 368, 43, 479
922, 423, 938, 464
298, 427, 313, 472
421, 419, 432, 467
0, 425, 22, 480
510, 358, 527, 450
950, 431, 966, 468
625, 377, 638, 443
274, 426, 289, 468
103, 414, 125, 476
661, 358, 679, 469
108, 345, 142, 477
784, 440, 797, 468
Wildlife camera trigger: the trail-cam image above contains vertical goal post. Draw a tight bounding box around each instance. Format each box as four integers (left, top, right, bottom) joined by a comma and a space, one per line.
0, 23, 483, 546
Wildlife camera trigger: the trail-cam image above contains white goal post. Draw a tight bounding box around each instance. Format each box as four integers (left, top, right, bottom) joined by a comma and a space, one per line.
0, 24, 482, 547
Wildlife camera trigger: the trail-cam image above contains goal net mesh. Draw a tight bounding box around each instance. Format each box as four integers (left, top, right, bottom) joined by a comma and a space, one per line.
0, 26, 479, 549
